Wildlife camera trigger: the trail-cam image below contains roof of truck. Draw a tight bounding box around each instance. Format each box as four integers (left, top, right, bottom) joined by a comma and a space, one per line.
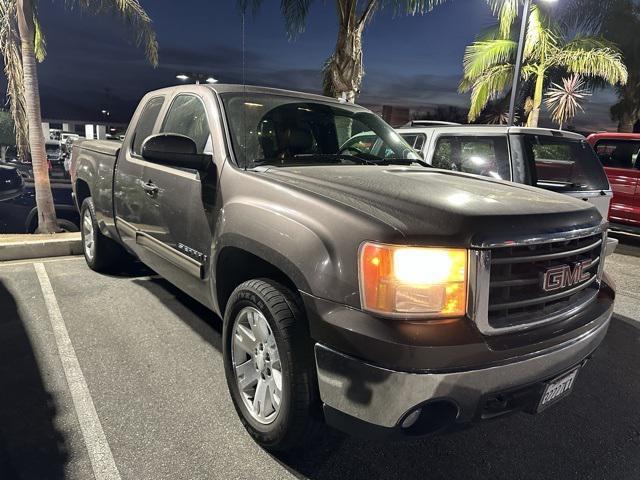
146, 83, 367, 109
397, 124, 585, 140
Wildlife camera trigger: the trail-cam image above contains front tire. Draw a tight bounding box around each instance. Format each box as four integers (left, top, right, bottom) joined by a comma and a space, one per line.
80, 198, 127, 272
223, 279, 320, 452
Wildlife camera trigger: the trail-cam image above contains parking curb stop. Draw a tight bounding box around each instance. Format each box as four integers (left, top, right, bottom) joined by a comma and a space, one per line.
0, 233, 83, 262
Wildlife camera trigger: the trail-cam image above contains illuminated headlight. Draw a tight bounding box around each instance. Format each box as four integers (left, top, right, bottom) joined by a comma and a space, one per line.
358, 242, 468, 317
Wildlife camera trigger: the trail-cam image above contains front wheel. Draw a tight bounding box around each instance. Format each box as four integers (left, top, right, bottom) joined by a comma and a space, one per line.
223, 279, 320, 452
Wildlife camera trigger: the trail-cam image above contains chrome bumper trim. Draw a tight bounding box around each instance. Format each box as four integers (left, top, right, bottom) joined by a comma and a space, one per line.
315, 307, 612, 428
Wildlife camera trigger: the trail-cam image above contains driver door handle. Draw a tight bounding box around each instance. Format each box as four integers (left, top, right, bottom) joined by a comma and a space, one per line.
142, 180, 158, 196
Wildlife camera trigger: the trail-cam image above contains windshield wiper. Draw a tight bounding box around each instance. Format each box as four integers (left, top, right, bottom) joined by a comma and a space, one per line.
251, 155, 430, 168
367, 158, 431, 168
293, 153, 376, 165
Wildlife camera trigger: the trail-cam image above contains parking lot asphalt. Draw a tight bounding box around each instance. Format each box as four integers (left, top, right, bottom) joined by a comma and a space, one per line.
0, 240, 639, 480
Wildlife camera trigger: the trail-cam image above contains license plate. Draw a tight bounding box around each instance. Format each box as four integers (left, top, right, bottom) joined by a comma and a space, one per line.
537, 367, 580, 412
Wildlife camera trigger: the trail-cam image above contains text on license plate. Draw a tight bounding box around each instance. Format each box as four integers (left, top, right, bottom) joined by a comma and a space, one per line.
539, 368, 579, 410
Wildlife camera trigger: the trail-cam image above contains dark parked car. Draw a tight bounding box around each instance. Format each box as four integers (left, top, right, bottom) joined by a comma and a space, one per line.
0, 157, 79, 233
0, 164, 24, 202
72, 85, 614, 452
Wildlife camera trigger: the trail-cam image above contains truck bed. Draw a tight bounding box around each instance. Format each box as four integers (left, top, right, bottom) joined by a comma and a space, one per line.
76, 139, 122, 157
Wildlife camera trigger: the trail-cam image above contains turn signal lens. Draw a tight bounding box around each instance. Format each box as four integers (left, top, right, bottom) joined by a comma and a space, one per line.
359, 243, 467, 317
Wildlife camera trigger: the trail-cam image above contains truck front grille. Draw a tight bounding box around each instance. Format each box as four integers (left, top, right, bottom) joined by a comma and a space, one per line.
475, 231, 605, 334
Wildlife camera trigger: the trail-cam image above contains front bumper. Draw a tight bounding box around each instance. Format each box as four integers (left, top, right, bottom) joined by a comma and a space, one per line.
315, 304, 612, 434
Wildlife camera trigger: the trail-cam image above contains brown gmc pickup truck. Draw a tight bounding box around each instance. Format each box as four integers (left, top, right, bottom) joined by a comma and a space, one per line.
71, 84, 615, 452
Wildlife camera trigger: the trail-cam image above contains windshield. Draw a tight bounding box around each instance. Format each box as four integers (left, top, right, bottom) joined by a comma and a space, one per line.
520, 135, 610, 192
220, 92, 419, 168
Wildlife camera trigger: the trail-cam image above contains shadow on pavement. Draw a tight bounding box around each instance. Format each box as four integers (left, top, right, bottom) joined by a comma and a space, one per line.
609, 231, 640, 256
0, 281, 69, 479
132, 276, 223, 352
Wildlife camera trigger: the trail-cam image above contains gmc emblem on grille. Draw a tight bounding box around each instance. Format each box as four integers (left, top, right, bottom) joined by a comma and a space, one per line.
541, 260, 592, 292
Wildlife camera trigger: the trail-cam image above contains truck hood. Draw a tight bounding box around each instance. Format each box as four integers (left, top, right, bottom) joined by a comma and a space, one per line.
261, 166, 602, 246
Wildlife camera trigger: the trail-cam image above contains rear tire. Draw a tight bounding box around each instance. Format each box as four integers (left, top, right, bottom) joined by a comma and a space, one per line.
57, 218, 79, 232
80, 197, 127, 272
223, 279, 321, 452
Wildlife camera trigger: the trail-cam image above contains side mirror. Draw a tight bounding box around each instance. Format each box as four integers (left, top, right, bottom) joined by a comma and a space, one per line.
141, 134, 212, 171
0, 164, 24, 202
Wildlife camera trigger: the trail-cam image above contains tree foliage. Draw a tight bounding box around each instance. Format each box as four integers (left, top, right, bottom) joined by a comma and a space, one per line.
459, 4, 627, 125
240, 0, 448, 101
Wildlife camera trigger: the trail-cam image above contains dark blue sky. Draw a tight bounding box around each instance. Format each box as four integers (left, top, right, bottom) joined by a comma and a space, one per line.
31, 0, 616, 129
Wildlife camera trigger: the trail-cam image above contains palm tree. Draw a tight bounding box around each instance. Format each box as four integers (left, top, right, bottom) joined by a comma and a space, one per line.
0, 0, 157, 233
544, 74, 591, 130
459, 4, 627, 127
241, 0, 446, 103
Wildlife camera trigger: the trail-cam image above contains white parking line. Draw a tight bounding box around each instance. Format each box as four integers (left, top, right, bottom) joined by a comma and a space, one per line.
0, 256, 83, 268
34, 262, 121, 480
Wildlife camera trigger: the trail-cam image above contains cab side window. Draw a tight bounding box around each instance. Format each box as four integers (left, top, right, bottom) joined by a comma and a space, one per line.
432, 136, 510, 179
131, 96, 165, 156
161, 95, 211, 154
594, 140, 640, 169
433, 138, 455, 170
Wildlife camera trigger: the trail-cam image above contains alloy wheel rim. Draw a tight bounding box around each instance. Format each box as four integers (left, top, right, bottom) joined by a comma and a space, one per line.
231, 306, 283, 424
82, 209, 95, 261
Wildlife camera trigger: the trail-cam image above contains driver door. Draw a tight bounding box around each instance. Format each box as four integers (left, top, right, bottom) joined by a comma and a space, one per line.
137, 93, 216, 304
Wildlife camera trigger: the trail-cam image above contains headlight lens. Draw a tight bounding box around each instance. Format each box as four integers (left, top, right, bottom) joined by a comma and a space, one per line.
359, 242, 468, 317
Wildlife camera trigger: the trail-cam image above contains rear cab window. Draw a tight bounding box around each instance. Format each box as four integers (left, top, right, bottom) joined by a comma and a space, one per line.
432, 135, 511, 180
593, 139, 640, 170
520, 135, 610, 192
399, 133, 427, 152
131, 96, 165, 156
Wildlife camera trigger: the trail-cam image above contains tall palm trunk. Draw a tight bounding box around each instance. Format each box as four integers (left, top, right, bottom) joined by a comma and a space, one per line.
527, 68, 546, 128
617, 113, 636, 133
323, 0, 372, 102
17, 0, 58, 233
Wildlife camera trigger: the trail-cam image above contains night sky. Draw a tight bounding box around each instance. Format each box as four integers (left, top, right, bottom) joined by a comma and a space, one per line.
20, 0, 619, 130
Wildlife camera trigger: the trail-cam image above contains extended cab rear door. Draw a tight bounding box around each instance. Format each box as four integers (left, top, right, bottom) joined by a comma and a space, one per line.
114, 94, 166, 253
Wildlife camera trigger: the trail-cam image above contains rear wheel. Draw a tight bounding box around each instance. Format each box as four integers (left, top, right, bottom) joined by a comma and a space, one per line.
80, 197, 127, 272
223, 279, 320, 452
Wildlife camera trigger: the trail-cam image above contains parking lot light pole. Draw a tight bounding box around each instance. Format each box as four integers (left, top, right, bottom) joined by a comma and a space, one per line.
507, 0, 557, 127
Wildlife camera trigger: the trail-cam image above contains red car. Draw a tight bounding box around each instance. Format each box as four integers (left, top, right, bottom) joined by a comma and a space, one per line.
587, 133, 640, 234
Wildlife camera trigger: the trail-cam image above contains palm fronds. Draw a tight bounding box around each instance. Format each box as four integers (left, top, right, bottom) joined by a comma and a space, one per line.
65, 0, 158, 65
466, 64, 515, 121
462, 38, 517, 80
553, 40, 627, 85
0, 0, 27, 154
486, 0, 519, 38
460, 1, 628, 125
544, 74, 591, 129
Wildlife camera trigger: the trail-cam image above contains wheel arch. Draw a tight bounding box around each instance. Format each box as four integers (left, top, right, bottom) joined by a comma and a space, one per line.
75, 178, 91, 210
214, 242, 310, 317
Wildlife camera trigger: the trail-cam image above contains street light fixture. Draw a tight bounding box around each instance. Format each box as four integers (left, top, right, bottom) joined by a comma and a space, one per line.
507, 0, 558, 127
